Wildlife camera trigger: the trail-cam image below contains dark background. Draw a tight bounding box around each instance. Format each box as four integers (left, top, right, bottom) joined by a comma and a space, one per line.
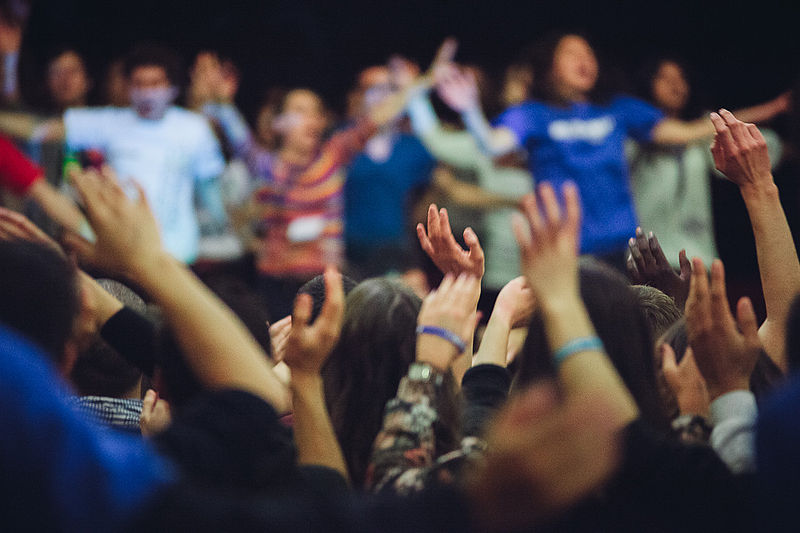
21, 0, 800, 116
20, 0, 800, 314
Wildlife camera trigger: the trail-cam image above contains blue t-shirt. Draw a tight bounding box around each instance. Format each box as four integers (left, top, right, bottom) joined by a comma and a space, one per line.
0, 325, 173, 532
345, 134, 435, 247
496, 96, 664, 254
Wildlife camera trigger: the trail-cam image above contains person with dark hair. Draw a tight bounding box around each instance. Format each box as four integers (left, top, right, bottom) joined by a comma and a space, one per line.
628, 57, 784, 267
69, 279, 147, 435
0, 238, 80, 368
192, 46, 447, 320
0, 43, 227, 264
321, 277, 424, 486
514, 256, 672, 432
44, 47, 91, 113
434, 32, 788, 268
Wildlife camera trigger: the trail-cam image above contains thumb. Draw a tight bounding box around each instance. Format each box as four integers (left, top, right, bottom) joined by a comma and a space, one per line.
143, 389, 157, 412
292, 293, 313, 329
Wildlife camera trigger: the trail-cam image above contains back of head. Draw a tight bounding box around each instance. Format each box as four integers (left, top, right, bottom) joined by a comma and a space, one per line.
515, 258, 670, 430
630, 284, 682, 341
297, 273, 359, 324
70, 280, 144, 398
0, 240, 78, 363
322, 277, 421, 486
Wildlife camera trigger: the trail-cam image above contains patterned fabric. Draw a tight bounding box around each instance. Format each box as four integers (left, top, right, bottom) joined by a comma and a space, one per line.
671, 413, 712, 445
71, 396, 143, 435
204, 103, 374, 277
366, 371, 485, 496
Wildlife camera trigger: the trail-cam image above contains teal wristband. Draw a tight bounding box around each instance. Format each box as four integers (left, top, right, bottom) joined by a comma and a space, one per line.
416, 325, 467, 354
553, 336, 604, 366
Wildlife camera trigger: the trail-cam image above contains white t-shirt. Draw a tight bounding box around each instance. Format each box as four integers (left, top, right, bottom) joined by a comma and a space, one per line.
64, 106, 225, 263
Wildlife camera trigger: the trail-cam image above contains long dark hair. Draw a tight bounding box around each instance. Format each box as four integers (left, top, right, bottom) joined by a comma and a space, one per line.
636, 56, 704, 121
514, 258, 671, 431
322, 278, 460, 487
525, 30, 613, 106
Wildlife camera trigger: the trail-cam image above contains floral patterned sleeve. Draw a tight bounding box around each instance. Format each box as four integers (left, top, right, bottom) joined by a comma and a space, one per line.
365, 369, 440, 495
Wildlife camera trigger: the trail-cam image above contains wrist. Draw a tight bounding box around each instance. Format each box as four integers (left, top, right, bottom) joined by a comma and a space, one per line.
290, 371, 323, 392
739, 180, 778, 202
131, 251, 179, 289
707, 379, 750, 402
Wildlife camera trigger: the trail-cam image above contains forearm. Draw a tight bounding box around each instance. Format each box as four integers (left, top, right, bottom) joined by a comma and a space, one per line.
732, 99, 786, 125
742, 182, 799, 371
0, 110, 36, 139
436, 174, 519, 210
133, 253, 290, 412
651, 117, 713, 146
290, 372, 349, 481
26, 179, 88, 235
461, 105, 516, 157
541, 297, 638, 421
202, 103, 255, 160
473, 312, 512, 367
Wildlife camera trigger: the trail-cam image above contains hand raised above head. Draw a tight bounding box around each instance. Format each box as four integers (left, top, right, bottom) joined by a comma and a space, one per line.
513, 181, 581, 305
283, 266, 345, 376
709, 109, 773, 191
64, 166, 166, 278
685, 258, 761, 400
627, 228, 691, 310
417, 203, 485, 279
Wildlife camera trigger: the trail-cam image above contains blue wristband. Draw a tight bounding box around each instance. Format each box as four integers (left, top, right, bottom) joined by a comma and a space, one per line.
553, 336, 604, 366
416, 325, 467, 354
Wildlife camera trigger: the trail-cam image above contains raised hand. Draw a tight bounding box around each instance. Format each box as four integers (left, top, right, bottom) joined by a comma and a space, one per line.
685, 258, 761, 401
627, 227, 692, 310
513, 182, 581, 305
416, 273, 481, 371
660, 344, 710, 417
417, 203, 485, 279
64, 166, 165, 278
0, 207, 63, 254
425, 37, 458, 79
492, 275, 536, 328
709, 109, 773, 191
435, 63, 479, 113
189, 52, 238, 107
283, 267, 345, 376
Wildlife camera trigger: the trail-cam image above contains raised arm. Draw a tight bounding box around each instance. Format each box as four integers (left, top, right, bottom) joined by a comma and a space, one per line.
283, 267, 348, 480
513, 182, 638, 420
368, 273, 479, 494
684, 258, 762, 473
435, 64, 518, 157
709, 109, 799, 372
432, 166, 522, 210
651, 92, 789, 146
66, 167, 291, 413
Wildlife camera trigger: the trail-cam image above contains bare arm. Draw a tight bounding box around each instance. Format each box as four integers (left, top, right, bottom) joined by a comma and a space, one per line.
514, 183, 638, 421
25, 179, 88, 236
432, 166, 520, 210
284, 267, 349, 479
651, 93, 789, 146
709, 109, 799, 372
67, 167, 291, 413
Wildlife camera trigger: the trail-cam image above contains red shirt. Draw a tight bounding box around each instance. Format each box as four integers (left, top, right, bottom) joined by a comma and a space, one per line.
0, 135, 42, 195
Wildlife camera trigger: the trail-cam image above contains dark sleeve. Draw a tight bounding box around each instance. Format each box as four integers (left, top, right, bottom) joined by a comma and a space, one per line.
460, 364, 510, 437
601, 420, 756, 532
155, 389, 298, 495
100, 307, 157, 376
131, 482, 472, 533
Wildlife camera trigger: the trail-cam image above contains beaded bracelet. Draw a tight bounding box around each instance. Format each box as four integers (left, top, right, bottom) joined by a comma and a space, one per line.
415, 325, 467, 354
553, 336, 604, 366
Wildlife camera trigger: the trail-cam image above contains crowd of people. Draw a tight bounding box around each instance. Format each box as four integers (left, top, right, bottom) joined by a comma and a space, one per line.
3, 1, 800, 530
